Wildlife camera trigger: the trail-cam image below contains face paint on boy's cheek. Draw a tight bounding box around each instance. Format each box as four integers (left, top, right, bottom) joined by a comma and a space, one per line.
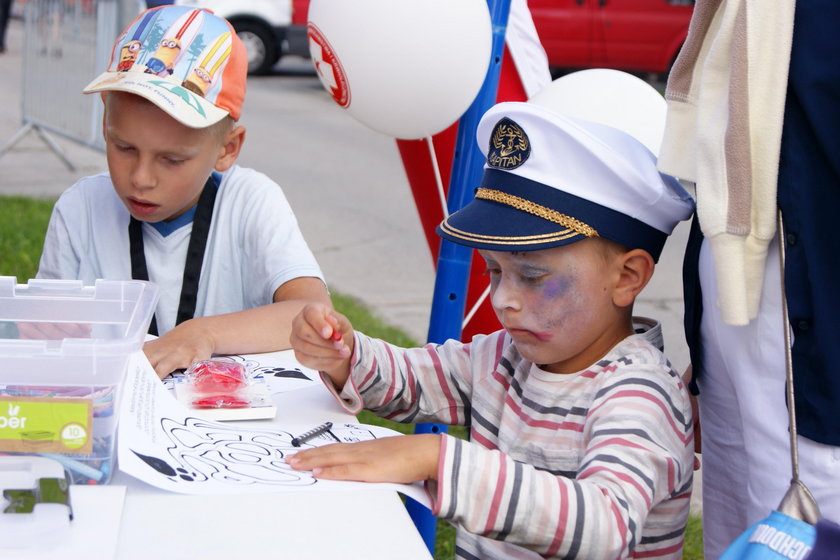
541, 276, 573, 300
535, 274, 587, 332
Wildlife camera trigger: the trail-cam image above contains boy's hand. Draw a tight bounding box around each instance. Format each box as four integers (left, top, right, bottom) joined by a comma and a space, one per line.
143, 319, 216, 379
290, 303, 354, 389
16, 322, 92, 340
286, 434, 441, 484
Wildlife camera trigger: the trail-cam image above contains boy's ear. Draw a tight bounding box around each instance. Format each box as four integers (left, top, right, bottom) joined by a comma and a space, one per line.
611, 248, 655, 308
214, 125, 246, 172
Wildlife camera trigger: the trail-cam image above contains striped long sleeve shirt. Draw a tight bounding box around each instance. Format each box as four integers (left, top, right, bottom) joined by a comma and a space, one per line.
328, 330, 694, 559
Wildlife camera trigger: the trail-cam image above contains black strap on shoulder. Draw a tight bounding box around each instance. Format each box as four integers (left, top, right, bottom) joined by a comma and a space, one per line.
128, 217, 158, 335
129, 175, 218, 336
175, 177, 217, 326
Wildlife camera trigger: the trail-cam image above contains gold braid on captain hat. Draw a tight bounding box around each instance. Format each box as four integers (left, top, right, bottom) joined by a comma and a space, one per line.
475, 188, 599, 238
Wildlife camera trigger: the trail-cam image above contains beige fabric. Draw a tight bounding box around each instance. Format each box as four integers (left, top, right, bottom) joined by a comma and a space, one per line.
657, 0, 796, 325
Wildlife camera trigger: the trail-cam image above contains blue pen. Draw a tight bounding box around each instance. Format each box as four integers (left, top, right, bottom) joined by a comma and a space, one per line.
39, 453, 105, 483
291, 422, 334, 447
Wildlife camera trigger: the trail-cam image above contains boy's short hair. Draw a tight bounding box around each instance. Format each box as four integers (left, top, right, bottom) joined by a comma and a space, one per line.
437, 102, 695, 262
84, 6, 247, 129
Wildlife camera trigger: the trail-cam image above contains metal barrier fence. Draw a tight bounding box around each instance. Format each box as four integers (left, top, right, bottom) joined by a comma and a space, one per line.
0, 0, 137, 168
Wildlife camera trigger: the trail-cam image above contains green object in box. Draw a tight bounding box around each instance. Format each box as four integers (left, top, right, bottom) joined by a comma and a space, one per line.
0, 397, 93, 453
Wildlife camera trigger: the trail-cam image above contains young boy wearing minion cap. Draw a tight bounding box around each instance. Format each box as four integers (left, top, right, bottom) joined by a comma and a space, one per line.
35, 6, 330, 378
289, 99, 696, 559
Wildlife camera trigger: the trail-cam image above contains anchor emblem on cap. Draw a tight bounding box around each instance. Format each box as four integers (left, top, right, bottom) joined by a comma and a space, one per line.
488, 117, 530, 170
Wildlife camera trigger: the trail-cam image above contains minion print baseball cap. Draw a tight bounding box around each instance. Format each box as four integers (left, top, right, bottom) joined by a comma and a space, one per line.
436, 102, 695, 262
83, 5, 247, 128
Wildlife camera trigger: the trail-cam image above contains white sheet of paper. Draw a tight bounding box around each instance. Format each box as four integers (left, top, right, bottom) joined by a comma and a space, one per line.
118, 352, 431, 507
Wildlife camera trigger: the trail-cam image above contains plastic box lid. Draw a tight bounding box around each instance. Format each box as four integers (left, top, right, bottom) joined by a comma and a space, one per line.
0, 277, 159, 386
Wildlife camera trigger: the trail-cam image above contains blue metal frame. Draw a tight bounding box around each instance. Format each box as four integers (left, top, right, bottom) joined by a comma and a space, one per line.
405, 0, 512, 553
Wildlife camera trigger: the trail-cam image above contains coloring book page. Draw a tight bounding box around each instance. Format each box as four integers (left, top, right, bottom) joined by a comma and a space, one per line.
118, 351, 430, 507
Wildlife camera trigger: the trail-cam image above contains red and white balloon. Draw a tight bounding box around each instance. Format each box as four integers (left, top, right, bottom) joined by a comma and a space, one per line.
308, 0, 493, 139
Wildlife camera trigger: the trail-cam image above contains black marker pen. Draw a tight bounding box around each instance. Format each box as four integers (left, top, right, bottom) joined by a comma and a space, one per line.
291, 421, 334, 447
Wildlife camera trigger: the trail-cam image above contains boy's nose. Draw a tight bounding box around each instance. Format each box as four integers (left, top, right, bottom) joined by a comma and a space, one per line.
131, 159, 157, 190
490, 278, 521, 312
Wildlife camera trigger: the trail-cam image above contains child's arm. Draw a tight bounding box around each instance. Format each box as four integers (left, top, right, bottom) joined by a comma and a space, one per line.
287, 433, 441, 483
288, 332, 479, 481
143, 276, 330, 379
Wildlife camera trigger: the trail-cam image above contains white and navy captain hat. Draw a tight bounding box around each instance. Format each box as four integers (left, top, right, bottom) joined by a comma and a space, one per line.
436, 101, 694, 262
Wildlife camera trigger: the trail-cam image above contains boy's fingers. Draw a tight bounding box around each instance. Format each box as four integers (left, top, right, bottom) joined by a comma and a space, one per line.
312, 306, 345, 342
292, 347, 347, 373
292, 307, 351, 356
310, 464, 359, 481
60, 322, 93, 337
294, 304, 334, 343
290, 328, 339, 356
323, 313, 343, 340
17, 321, 92, 340
287, 444, 364, 479
291, 304, 352, 380
144, 350, 178, 379
287, 436, 438, 483
143, 338, 207, 379
15, 322, 47, 339
289, 454, 364, 481
301, 304, 346, 339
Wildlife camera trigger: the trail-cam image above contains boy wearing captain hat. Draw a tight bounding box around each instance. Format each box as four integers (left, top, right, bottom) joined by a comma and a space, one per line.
288, 97, 695, 559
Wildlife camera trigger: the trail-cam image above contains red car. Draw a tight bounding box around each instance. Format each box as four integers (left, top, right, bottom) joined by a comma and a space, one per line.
295, 0, 691, 79
529, 0, 694, 77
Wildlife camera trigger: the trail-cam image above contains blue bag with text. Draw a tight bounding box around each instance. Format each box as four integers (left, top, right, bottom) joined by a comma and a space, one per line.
720, 510, 816, 560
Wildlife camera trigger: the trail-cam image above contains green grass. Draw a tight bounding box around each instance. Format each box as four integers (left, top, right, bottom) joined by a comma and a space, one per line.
683, 514, 704, 559
0, 195, 55, 281
0, 194, 703, 559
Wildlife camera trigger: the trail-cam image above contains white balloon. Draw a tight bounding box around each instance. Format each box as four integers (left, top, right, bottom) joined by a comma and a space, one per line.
529, 69, 666, 155
308, 0, 492, 140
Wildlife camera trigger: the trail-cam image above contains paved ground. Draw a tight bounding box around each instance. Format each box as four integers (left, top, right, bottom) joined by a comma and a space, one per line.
0, 15, 701, 514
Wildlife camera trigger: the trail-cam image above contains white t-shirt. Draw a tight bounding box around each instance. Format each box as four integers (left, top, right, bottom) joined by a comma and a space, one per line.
37, 165, 325, 334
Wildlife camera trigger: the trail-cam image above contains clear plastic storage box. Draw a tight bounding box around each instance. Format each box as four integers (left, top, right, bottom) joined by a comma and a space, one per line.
0, 277, 158, 484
